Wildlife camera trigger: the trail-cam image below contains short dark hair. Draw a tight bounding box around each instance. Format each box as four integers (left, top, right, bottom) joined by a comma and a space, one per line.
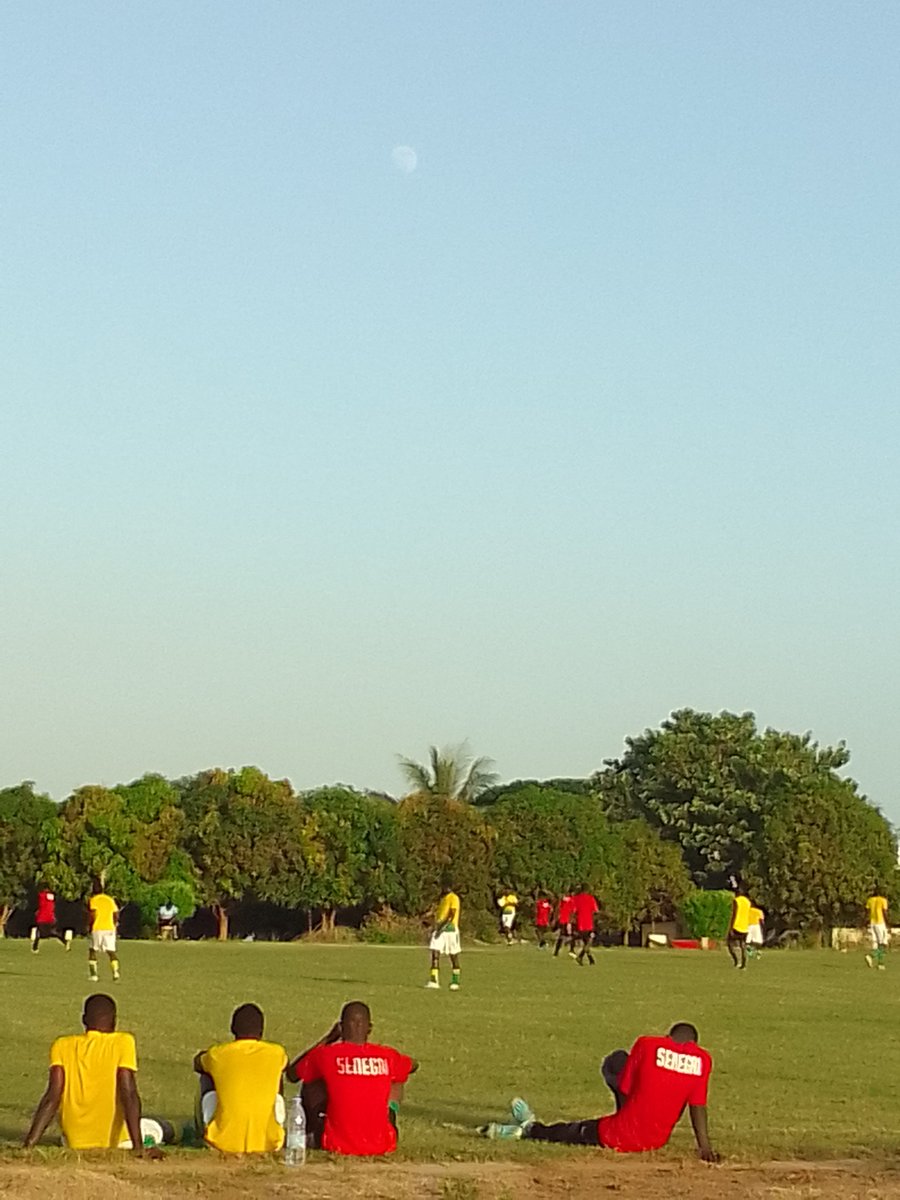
669, 1021, 699, 1044
231, 1003, 264, 1039
83, 993, 116, 1029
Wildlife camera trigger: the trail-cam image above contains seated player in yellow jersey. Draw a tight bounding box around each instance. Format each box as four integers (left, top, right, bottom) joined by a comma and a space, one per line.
193, 1002, 288, 1153
87, 879, 121, 983
24, 993, 167, 1154
865, 891, 890, 970
426, 881, 461, 991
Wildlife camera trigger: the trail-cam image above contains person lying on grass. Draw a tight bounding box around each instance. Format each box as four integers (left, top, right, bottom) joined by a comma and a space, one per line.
480, 1020, 718, 1162
24, 993, 166, 1156
286, 1000, 417, 1156
193, 1002, 288, 1154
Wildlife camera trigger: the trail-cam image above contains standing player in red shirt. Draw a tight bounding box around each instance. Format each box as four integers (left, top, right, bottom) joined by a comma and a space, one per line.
534, 894, 553, 949
31, 884, 72, 954
570, 886, 600, 966
480, 1021, 717, 1161
287, 1001, 417, 1156
552, 893, 574, 957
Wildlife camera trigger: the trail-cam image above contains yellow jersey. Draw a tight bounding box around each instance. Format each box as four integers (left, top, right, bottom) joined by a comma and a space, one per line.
89, 893, 119, 932
497, 893, 518, 914
732, 895, 752, 934
200, 1039, 288, 1153
50, 1030, 137, 1149
435, 892, 460, 932
867, 895, 888, 925
748, 906, 764, 926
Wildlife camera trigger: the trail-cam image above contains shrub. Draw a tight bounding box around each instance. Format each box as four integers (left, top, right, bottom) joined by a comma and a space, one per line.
359, 908, 430, 945
680, 889, 733, 940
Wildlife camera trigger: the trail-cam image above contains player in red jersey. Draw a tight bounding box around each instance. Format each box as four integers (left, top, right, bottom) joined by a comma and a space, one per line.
31, 884, 72, 954
570, 887, 600, 966
287, 1001, 417, 1156
534, 895, 553, 949
552, 894, 574, 957
480, 1021, 718, 1161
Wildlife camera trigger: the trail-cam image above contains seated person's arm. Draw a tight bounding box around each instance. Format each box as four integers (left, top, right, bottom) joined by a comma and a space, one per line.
192, 1050, 209, 1074
286, 1022, 340, 1083
23, 1067, 64, 1147
117, 1068, 163, 1159
688, 1104, 718, 1162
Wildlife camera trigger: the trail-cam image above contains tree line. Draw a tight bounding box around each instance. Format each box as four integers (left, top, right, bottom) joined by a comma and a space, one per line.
0, 710, 894, 941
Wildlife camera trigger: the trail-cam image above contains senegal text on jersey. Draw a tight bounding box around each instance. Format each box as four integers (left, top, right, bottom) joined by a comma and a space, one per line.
334, 1056, 391, 1076
655, 1048, 703, 1076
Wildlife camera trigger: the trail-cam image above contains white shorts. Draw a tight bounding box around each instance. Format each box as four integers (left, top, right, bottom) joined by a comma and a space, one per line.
91, 930, 117, 954
500, 912, 516, 930
870, 923, 889, 948
429, 929, 461, 956
746, 924, 763, 946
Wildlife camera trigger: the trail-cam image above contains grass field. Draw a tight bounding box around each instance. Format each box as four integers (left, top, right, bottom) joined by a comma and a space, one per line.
0, 937, 897, 1198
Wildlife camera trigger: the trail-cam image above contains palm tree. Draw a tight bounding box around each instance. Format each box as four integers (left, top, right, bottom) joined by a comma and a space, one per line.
397, 743, 499, 804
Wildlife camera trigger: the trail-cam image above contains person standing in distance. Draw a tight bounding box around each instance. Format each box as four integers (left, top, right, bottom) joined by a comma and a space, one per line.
534, 894, 553, 949
31, 883, 72, 954
865, 889, 889, 970
496, 889, 519, 946
88, 880, 120, 983
426, 881, 461, 991
727, 883, 752, 970
571, 886, 600, 966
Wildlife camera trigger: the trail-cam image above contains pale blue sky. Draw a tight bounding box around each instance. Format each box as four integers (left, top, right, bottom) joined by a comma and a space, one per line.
2, 4, 898, 818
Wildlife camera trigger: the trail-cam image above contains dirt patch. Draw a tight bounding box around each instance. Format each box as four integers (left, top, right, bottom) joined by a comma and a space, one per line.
2, 1157, 900, 1200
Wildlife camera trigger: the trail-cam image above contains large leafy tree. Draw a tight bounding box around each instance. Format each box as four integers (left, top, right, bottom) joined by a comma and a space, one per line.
0, 782, 57, 934
397, 744, 498, 804
179, 766, 320, 939
596, 708, 859, 886
114, 775, 196, 926
43, 784, 139, 902
395, 793, 494, 917
301, 787, 401, 932
746, 775, 896, 936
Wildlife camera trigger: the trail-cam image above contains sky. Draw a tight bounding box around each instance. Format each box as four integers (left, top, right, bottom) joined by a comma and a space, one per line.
1, 4, 898, 819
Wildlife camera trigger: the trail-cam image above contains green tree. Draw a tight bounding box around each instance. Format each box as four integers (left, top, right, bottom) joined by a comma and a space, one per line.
0, 782, 57, 934
43, 784, 139, 902
604, 820, 692, 933
179, 767, 320, 939
301, 787, 401, 932
397, 744, 499, 804
395, 794, 494, 919
746, 775, 896, 937
484, 785, 618, 899
114, 775, 196, 928
596, 708, 858, 885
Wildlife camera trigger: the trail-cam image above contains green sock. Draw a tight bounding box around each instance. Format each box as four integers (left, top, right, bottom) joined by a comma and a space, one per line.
451, 969, 460, 986
875, 946, 885, 966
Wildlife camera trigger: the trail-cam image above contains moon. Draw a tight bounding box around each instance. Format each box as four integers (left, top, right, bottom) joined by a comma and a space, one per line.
391, 145, 418, 174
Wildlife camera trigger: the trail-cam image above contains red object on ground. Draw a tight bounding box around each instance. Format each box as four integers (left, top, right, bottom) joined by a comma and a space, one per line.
670, 939, 718, 950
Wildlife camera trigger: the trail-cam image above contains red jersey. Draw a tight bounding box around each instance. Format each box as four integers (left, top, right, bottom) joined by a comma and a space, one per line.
535, 899, 552, 927
571, 892, 599, 933
294, 1040, 414, 1156
598, 1035, 712, 1152
36, 890, 56, 924
557, 896, 574, 924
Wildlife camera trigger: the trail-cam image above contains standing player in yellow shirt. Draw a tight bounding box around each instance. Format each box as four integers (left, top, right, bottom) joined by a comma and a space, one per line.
23, 993, 164, 1154
426, 881, 461, 991
496, 889, 519, 946
88, 880, 121, 983
727, 884, 753, 970
865, 891, 889, 970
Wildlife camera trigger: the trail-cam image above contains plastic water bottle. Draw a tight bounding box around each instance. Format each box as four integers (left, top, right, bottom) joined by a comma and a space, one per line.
283, 1096, 306, 1167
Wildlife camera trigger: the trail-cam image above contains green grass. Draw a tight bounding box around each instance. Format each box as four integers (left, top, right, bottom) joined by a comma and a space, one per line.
0, 939, 892, 1161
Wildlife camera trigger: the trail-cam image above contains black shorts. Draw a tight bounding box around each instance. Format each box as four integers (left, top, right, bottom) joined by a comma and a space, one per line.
729, 930, 747, 943
36, 922, 57, 937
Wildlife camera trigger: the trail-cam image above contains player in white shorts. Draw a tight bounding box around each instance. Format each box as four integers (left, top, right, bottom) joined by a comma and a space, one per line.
865, 892, 889, 970
745, 904, 765, 960
88, 881, 121, 982
496, 890, 519, 946
426, 883, 461, 991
